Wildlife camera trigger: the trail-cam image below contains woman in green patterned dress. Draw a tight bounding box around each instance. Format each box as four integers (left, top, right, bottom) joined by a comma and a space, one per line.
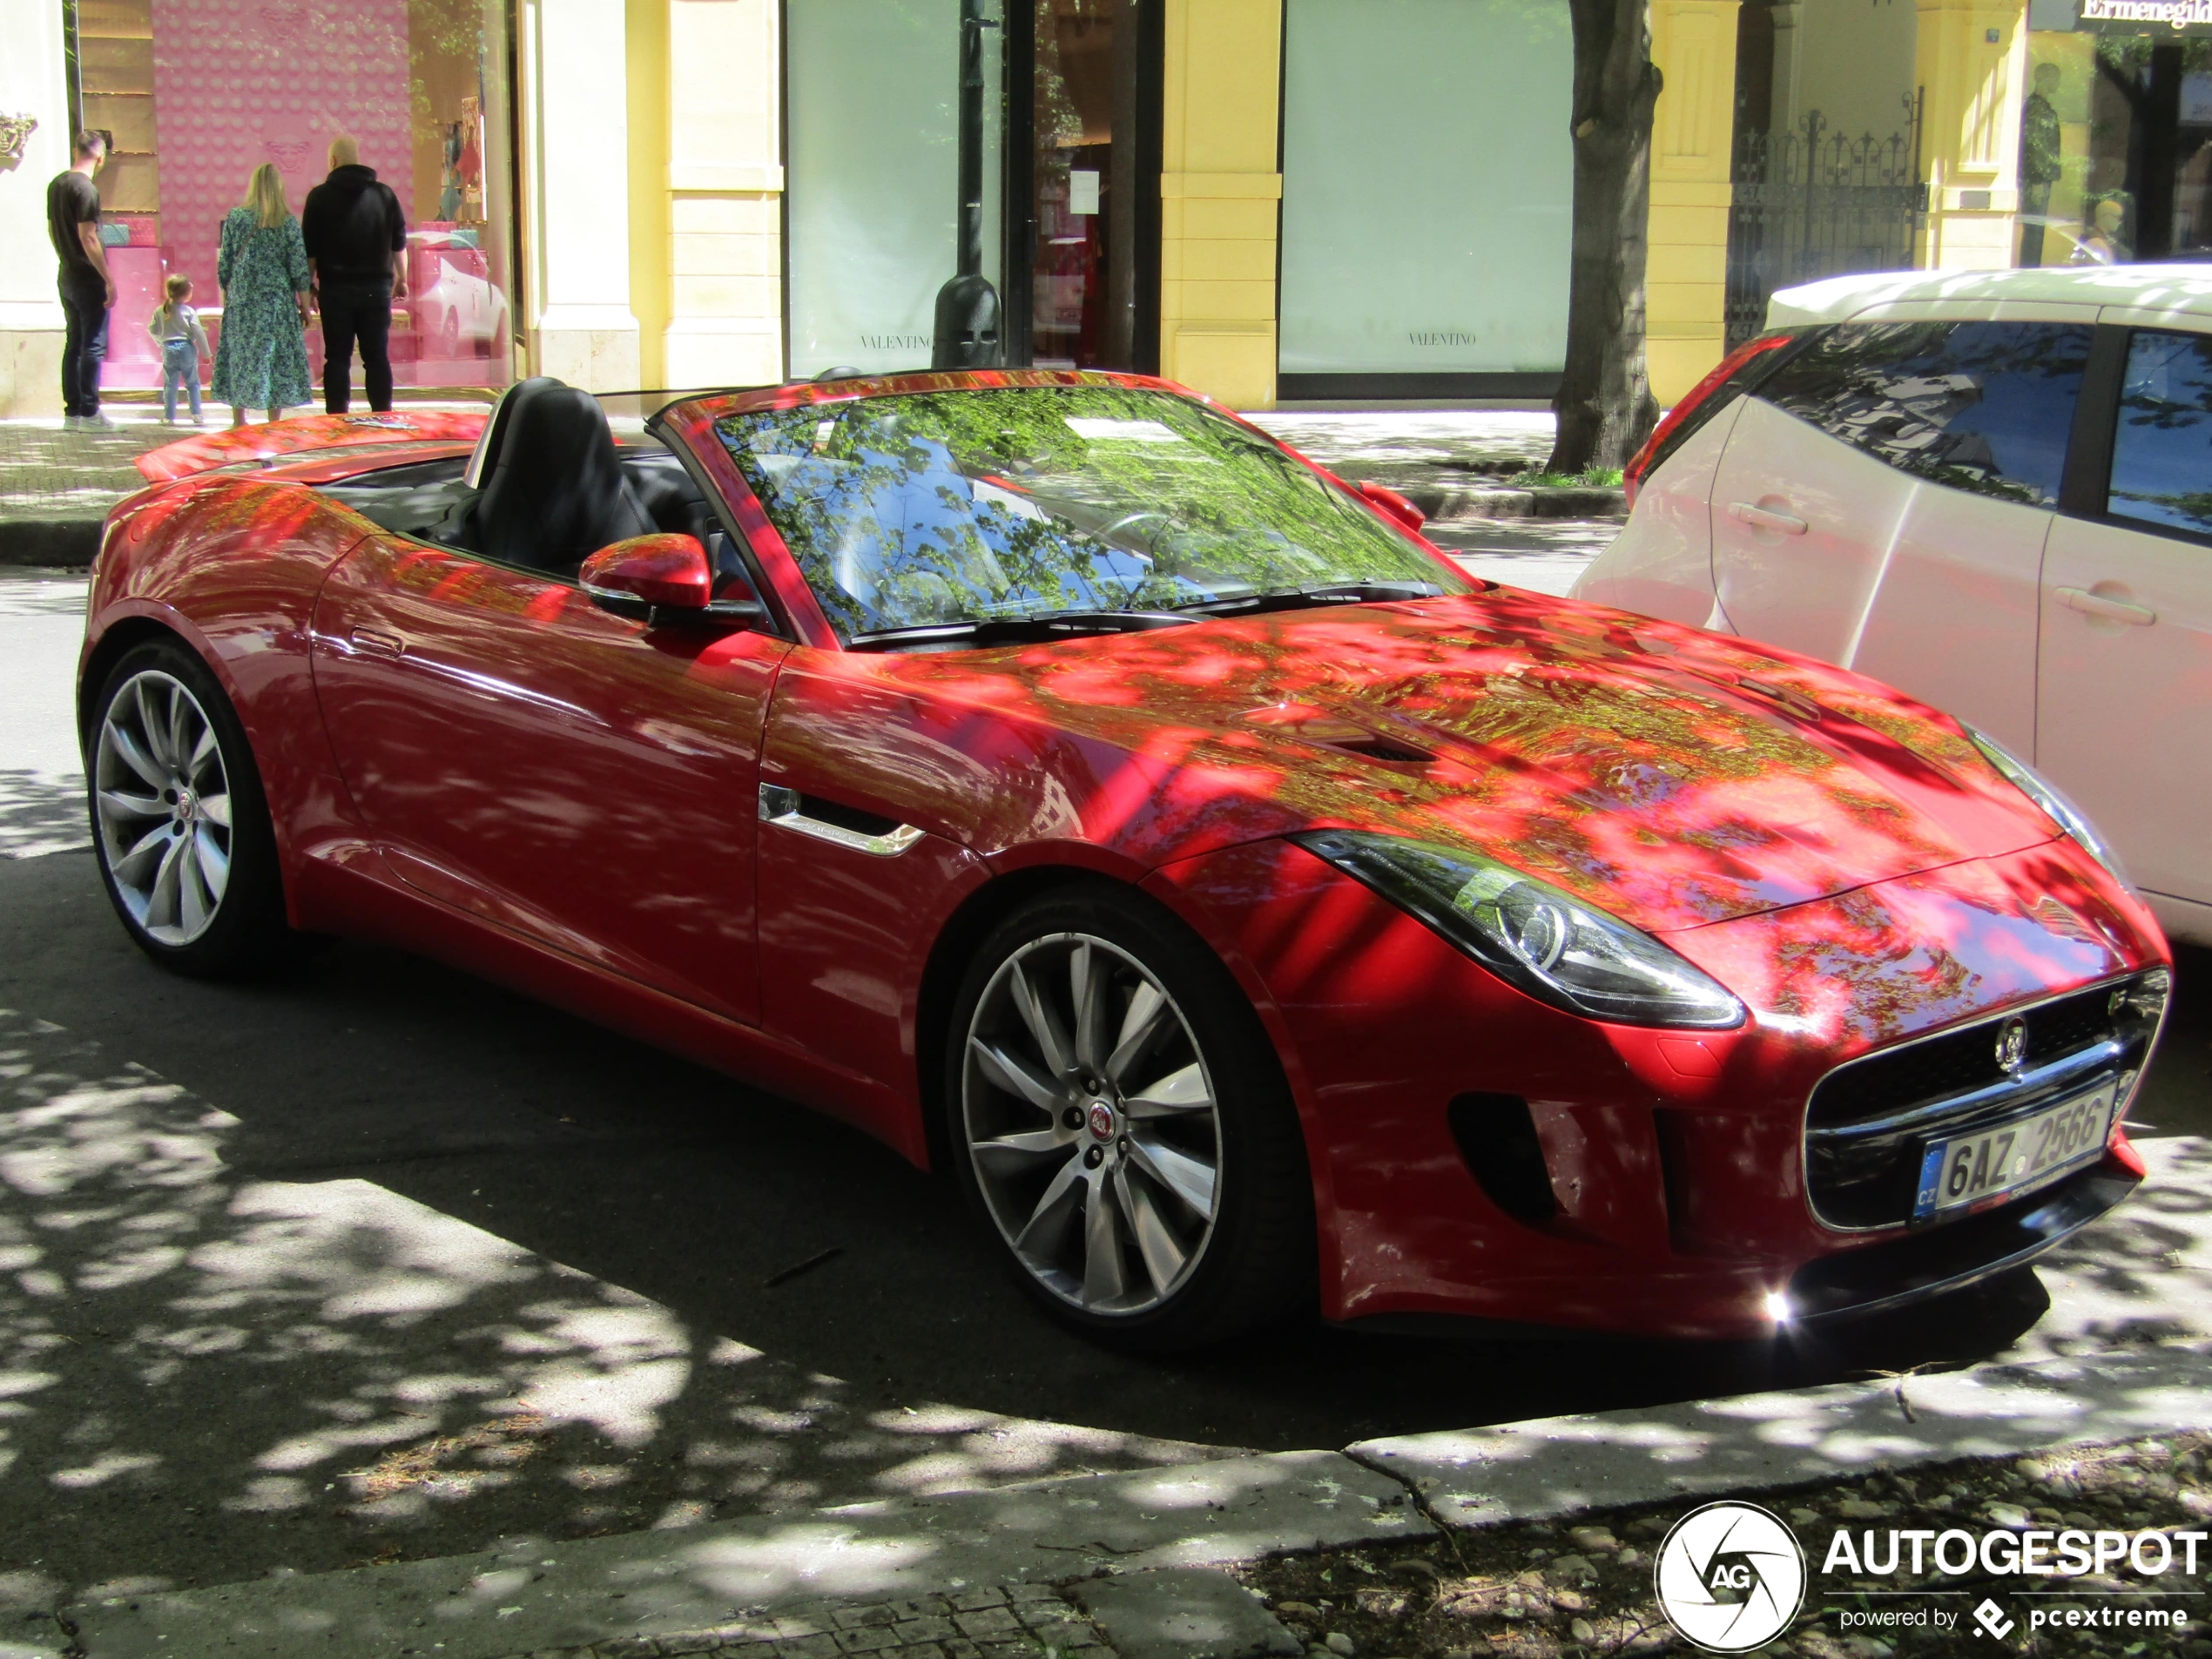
210, 164, 313, 426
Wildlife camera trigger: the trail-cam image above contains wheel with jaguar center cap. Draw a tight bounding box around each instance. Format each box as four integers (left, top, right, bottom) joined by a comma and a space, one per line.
947, 886, 1312, 1349
88, 641, 294, 974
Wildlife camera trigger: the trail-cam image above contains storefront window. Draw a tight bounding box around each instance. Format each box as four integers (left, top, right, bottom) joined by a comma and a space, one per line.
2020, 11, 2212, 265
1022, 0, 1155, 370
1278, 0, 1573, 391
787, 0, 1003, 379
71, 0, 516, 395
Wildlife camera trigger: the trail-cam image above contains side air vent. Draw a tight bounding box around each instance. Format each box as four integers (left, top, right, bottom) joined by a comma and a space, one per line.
1448, 1093, 1558, 1224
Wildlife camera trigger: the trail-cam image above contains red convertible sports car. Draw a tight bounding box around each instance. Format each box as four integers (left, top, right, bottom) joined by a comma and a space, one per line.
81, 370, 2168, 1350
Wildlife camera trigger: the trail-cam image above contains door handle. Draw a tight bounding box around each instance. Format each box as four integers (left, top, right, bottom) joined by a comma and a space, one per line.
1727, 501, 1810, 536
350, 627, 405, 657
2054, 587, 2156, 626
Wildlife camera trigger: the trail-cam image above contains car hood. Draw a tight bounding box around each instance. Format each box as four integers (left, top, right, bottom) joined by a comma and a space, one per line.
860, 589, 2060, 934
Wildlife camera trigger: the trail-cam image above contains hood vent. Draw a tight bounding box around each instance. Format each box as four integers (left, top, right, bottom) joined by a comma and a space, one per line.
1241, 704, 1435, 766
1321, 732, 1433, 765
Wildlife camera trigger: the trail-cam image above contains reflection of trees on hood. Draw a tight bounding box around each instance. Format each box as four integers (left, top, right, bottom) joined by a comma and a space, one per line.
714, 387, 1448, 638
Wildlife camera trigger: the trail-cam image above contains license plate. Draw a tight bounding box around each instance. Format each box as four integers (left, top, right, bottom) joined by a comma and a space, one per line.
1913, 1084, 2119, 1222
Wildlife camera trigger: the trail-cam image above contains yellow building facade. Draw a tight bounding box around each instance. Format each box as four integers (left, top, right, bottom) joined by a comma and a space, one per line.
0, 0, 2069, 419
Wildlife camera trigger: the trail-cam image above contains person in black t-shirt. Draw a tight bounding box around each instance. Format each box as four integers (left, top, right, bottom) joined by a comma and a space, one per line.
47, 131, 115, 428
301, 134, 409, 414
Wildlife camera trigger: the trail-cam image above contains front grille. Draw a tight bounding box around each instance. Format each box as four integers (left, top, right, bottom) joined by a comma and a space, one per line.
1804, 971, 2167, 1230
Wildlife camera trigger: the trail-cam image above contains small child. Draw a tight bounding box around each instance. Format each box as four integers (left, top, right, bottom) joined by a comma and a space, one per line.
148, 274, 211, 424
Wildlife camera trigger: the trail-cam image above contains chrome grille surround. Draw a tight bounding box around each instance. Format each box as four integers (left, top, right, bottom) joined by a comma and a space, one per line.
1803, 968, 2169, 1232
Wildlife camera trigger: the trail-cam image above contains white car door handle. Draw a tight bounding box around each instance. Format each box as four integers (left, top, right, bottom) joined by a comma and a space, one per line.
1727, 501, 1810, 536
2055, 587, 2157, 626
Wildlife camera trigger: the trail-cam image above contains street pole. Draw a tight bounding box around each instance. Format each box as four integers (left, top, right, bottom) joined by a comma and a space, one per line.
934, 0, 1004, 367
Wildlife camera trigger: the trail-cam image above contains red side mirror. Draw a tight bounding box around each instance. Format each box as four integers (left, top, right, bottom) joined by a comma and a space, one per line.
1356, 479, 1426, 532
580, 534, 711, 614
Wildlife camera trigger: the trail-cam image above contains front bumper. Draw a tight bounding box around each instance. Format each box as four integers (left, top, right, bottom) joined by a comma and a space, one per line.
1789, 1162, 2140, 1321
1147, 833, 2168, 1340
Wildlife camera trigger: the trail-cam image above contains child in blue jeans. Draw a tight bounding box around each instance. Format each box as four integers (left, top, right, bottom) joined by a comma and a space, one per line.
148, 274, 211, 424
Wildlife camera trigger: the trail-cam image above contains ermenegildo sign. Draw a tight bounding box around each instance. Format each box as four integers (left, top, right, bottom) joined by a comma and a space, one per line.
1653, 1502, 2203, 1652
2077, 0, 2212, 31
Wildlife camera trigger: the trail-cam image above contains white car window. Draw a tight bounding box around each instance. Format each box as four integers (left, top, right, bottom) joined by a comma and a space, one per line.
2107, 330, 2212, 540
1757, 320, 2091, 508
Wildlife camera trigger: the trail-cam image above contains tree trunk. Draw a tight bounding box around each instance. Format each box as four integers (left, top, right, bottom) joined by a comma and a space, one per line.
1547, 0, 1664, 476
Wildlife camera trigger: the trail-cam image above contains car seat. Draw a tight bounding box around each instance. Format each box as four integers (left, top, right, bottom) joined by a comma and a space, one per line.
442, 378, 654, 575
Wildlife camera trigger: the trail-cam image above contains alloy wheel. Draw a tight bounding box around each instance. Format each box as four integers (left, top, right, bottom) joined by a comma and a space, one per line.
94, 670, 234, 946
961, 932, 1223, 1315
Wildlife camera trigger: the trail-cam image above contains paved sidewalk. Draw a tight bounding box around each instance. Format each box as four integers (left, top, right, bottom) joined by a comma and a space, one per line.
54, 1342, 2212, 1659
0, 416, 183, 565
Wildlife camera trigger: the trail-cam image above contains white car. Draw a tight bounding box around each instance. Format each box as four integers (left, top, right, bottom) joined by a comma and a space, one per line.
406, 233, 509, 358
1574, 265, 2212, 946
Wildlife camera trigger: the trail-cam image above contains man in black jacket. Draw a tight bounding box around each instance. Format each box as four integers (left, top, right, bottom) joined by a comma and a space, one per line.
301, 135, 408, 414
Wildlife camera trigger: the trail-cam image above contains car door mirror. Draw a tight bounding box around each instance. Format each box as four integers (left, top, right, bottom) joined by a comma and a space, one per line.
581, 534, 711, 613
1357, 479, 1426, 532
579, 533, 764, 627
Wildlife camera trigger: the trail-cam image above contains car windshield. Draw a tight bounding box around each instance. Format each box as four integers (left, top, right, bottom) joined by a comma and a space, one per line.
710, 384, 1461, 640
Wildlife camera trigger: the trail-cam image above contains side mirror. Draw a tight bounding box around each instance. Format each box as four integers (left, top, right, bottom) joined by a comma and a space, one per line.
1356, 479, 1426, 533
581, 534, 712, 613
578, 533, 767, 631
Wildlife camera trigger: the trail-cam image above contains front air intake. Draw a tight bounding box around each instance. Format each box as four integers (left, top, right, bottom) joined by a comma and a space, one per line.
1448, 1093, 1558, 1224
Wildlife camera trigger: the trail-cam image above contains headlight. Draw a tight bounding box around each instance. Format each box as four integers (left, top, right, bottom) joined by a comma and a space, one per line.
1295, 831, 1746, 1029
1965, 727, 2131, 888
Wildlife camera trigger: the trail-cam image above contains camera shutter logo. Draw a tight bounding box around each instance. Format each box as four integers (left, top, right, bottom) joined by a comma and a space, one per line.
1653, 1501, 1807, 1652
1974, 1599, 2016, 1639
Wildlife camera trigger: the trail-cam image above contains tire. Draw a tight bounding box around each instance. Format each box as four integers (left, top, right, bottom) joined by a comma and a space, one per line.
944, 883, 1315, 1352
86, 639, 295, 976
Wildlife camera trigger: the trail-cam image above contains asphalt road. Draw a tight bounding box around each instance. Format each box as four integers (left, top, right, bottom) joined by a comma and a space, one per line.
4, 570, 2209, 1609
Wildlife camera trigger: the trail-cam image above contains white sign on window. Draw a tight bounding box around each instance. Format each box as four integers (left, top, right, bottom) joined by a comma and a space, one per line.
1280, 0, 1572, 375
1069, 170, 1101, 216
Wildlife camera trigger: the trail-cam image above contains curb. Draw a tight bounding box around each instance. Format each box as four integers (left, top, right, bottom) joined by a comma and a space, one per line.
0, 519, 100, 568
59, 1340, 2212, 1659
1399, 484, 1626, 522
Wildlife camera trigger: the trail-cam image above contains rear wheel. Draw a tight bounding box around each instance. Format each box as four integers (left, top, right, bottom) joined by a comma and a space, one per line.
946, 886, 1313, 1351
88, 641, 293, 975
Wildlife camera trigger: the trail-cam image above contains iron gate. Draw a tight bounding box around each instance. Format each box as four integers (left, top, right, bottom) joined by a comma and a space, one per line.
1725, 101, 1926, 347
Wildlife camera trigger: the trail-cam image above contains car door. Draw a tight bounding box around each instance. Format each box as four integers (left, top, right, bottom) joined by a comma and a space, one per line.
1710, 320, 2092, 751
310, 531, 791, 1022
2037, 325, 2212, 927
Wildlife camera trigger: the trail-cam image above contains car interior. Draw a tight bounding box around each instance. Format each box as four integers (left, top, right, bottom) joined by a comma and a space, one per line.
320, 377, 744, 590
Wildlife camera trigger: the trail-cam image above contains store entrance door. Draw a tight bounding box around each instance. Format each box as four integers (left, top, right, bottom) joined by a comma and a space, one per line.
1003, 0, 1162, 371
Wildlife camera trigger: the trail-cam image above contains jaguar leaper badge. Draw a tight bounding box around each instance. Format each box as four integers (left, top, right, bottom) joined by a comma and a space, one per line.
1995, 1016, 2028, 1074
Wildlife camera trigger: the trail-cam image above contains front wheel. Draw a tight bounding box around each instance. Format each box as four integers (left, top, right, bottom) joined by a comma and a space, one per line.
945, 886, 1314, 1351
88, 640, 295, 975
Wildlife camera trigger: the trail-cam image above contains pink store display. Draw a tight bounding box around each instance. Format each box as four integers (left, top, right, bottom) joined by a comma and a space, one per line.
150, 0, 412, 309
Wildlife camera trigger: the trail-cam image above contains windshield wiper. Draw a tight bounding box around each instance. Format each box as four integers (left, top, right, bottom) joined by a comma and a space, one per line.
1173, 580, 1447, 618
846, 610, 1194, 651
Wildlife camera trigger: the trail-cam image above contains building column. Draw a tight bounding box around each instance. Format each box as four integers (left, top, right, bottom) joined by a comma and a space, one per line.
1768, 0, 1805, 136
1648, 0, 1743, 405
521, 0, 640, 389
662, 0, 782, 388
1159, 0, 1281, 412
0, 0, 74, 417
1915, 0, 2031, 268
